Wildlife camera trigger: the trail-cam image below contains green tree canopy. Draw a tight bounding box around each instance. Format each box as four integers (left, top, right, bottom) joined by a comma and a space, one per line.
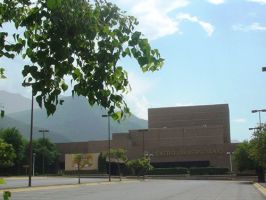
0, 0, 164, 118
233, 141, 256, 172
30, 138, 59, 173
126, 157, 153, 176
0, 128, 26, 165
249, 127, 266, 168
0, 138, 16, 168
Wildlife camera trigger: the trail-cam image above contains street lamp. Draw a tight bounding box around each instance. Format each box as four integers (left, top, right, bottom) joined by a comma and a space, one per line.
102, 114, 111, 182
251, 109, 266, 128
226, 152, 233, 173
22, 82, 34, 187
39, 129, 49, 175
249, 127, 261, 133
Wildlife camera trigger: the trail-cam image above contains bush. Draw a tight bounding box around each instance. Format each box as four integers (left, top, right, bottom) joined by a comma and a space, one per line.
189, 167, 229, 175
148, 167, 188, 175
126, 158, 153, 176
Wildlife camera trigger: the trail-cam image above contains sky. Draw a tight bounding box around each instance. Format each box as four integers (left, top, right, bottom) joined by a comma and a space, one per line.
1, 0, 266, 142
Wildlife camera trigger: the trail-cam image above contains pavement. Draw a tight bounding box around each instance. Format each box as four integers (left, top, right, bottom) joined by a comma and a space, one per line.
0, 176, 111, 190
0, 178, 266, 200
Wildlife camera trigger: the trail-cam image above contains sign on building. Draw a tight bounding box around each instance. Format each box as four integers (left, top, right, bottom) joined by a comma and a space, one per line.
65, 153, 99, 171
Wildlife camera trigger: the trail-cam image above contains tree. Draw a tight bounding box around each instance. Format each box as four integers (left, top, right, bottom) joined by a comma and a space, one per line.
233, 141, 256, 172
73, 154, 83, 184
249, 127, 266, 182
106, 148, 127, 181
73, 154, 93, 184
30, 138, 59, 174
0, 128, 26, 169
98, 152, 107, 173
126, 157, 153, 177
0, 139, 16, 168
233, 127, 266, 182
0, 0, 164, 118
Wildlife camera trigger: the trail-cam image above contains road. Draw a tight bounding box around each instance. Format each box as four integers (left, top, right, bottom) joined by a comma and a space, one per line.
4, 179, 266, 200
0, 177, 108, 189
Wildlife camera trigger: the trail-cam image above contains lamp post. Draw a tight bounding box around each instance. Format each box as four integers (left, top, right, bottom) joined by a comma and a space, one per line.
249, 127, 261, 134
39, 129, 49, 175
226, 152, 233, 173
102, 114, 111, 182
251, 109, 266, 128
22, 82, 34, 187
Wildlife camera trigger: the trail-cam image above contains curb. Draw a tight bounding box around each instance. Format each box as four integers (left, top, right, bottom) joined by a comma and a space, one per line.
253, 183, 266, 197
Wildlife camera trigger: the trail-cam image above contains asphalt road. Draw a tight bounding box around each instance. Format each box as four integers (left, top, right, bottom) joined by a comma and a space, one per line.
0, 177, 109, 189
5, 179, 266, 200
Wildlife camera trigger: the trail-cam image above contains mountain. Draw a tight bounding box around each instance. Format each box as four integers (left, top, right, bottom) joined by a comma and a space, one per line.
0, 116, 70, 143
0, 90, 37, 114
0, 91, 148, 142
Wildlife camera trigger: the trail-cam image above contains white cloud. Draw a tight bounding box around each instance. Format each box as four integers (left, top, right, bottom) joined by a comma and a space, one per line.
112, 0, 214, 40
175, 102, 194, 107
247, 0, 266, 4
233, 22, 266, 32
176, 13, 215, 36
207, 0, 225, 4
233, 118, 247, 123
124, 72, 154, 120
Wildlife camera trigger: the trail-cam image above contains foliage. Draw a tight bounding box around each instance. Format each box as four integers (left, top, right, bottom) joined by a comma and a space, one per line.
249, 127, 266, 168
73, 154, 93, 184
106, 148, 127, 180
0, 178, 5, 184
126, 157, 153, 176
28, 138, 59, 173
0, 109, 4, 118
148, 167, 188, 175
189, 167, 229, 175
3, 191, 11, 200
0, 0, 164, 118
0, 128, 26, 166
107, 148, 127, 163
0, 138, 16, 168
0, 68, 6, 79
98, 152, 107, 173
233, 141, 256, 172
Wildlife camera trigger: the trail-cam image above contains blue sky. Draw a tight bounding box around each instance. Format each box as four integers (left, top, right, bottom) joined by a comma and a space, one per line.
1, 0, 266, 142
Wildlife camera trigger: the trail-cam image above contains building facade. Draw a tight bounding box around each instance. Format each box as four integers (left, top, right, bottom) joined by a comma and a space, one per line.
57, 104, 236, 170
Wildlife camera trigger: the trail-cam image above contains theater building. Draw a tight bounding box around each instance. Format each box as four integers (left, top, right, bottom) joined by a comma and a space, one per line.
57, 104, 237, 171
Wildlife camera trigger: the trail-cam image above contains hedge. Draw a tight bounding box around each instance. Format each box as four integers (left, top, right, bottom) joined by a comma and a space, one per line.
148, 167, 188, 175
189, 167, 229, 175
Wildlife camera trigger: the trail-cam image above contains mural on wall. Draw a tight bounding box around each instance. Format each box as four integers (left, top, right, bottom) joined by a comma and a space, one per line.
65, 153, 100, 171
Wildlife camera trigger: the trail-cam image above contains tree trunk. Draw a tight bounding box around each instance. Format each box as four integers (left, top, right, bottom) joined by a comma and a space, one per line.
78, 165, 80, 184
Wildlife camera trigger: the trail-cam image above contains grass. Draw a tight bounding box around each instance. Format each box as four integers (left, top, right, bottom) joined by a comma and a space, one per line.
0, 178, 6, 184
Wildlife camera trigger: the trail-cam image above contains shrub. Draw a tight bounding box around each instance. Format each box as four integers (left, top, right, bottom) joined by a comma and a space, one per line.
189, 167, 229, 175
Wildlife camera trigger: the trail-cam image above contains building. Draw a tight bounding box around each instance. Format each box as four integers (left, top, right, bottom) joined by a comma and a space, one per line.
57, 104, 236, 171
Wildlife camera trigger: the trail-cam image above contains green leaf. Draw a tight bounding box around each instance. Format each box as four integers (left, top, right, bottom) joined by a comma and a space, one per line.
47, 0, 62, 9
1, 110, 4, 118
61, 82, 68, 91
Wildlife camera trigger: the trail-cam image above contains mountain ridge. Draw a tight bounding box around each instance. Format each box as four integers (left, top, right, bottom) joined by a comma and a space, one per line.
0, 91, 147, 142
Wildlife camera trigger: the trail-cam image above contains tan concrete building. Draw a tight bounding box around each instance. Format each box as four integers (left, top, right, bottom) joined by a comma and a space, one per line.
57, 104, 236, 170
